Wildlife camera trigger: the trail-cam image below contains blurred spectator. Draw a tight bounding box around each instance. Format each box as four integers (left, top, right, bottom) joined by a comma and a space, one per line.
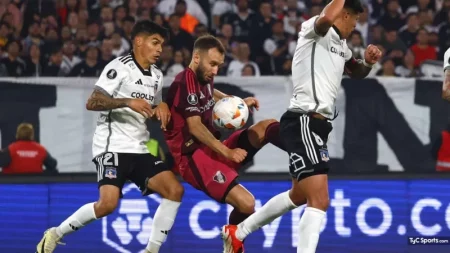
158, 44, 174, 74
100, 6, 114, 23
211, 0, 234, 31
60, 40, 81, 76
377, 58, 398, 77
157, 0, 208, 26
227, 42, 260, 77
98, 39, 115, 70
69, 45, 101, 77
0, 22, 11, 50
24, 43, 43, 77
263, 20, 290, 75
75, 28, 89, 58
405, 0, 435, 15
410, 28, 437, 67
434, 0, 450, 26
381, 28, 408, 55
0, 123, 57, 174
167, 50, 185, 76
87, 20, 101, 47
111, 32, 130, 57
22, 21, 43, 55
418, 9, 437, 32
193, 23, 208, 40
283, 0, 305, 36
347, 31, 366, 59
399, 13, 420, 48
433, 124, 450, 171
127, 0, 140, 18
122, 16, 136, 42
42, 46, 63, 77
168, 14, 193, 51
378, 0, 405, 31
355, 5, 369, 44
241, 63, 255, 76
0, 40, 25, 77
438, 11, 450, 59
60, 26, 72, 43
395, 50, 423, 77
175, 0, 199, 34
114, 5, 128, 28
221, 0, 255, 43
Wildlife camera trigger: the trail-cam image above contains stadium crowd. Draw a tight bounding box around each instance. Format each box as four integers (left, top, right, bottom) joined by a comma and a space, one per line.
0, 0, 448, 78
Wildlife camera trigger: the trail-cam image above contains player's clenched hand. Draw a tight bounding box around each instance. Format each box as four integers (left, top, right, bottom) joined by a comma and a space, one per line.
243, 97, 260, 111
127, 99, 153, 118
225, 148, 248, 163
154, 102, 171, 131
364, 44, 382, 65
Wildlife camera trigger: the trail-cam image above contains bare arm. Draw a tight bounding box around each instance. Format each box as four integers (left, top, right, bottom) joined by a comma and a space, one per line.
86, 89, 130, 111
187, 116, 229, 156
344, 58, 373, 79
315, 0, 345, 36
443, 69, 450, 102
213, 89, 228, 102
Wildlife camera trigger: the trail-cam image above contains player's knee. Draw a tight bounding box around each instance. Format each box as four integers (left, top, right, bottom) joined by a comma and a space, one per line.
308, 195, 330, 211
164, 183, 184, 202
289, 190, 307, 206
235, 195, 256, 214
249, 119, 278, 146
94, 199, 118, 217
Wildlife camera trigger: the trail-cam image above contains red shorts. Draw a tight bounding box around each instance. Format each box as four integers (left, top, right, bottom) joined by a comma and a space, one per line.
178, 129, 246, 203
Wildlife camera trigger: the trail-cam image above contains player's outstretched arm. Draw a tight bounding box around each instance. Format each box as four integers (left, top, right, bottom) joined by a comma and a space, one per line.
443, 69, 450, 102
186, 116, 247, 163
213, 89, 228, 102
345, 44, 382, 79
315, 0, 345, 36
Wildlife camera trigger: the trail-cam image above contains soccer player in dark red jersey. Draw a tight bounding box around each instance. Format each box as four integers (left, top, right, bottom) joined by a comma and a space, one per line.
164, 35, 286, 252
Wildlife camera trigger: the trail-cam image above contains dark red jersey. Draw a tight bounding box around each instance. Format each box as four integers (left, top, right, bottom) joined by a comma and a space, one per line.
164, 68, 219, 163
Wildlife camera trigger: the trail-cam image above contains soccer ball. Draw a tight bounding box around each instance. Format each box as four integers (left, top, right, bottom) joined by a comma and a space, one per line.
213, 96, 249, 130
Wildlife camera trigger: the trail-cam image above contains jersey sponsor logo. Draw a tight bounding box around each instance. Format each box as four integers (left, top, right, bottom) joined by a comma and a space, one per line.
105, 167, 117, 179
213, 171, 226, 184
187, 93, 198, 105
107, 69, 117, 79
102, 184, 162, 252
131, 92, 154, 101
330, 46, 345, 58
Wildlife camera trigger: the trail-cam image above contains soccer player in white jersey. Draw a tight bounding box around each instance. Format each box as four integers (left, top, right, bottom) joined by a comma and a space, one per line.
443, 48, 450, 101
36, 21, 184, 253
221, 0, 382, 252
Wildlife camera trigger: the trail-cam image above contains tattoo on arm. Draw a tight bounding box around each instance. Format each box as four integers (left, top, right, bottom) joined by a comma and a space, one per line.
443, 69, 450, 102
86, 89, 130, 111
344, 58, 373, 79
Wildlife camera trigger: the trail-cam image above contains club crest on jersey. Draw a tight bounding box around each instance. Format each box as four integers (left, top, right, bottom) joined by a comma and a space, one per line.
129, 63, 136, 70
105, 167, 117, 179
187, 93, 198, 105
213, 171, 226, 184
107, 69, 117, 79
319, 149, 329, 162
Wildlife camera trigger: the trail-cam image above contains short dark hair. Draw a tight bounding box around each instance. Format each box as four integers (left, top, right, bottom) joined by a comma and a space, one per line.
130, 20, 168, 42
328, 0, 363, 13
193, 35, 226, 54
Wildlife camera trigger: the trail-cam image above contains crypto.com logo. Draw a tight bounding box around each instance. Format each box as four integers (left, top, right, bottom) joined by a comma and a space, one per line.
102, 184, 161, 253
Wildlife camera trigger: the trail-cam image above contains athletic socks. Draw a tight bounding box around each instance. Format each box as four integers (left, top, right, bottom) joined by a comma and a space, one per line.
235, 190, 297, 241
297, 207, 326, 253
146, 199, 181, 253
263, 122, 286, 151
55, 202, 97, 237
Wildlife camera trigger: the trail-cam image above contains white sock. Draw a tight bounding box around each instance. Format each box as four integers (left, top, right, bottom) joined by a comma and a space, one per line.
297, 207, 326, 253
235, 190, 297, 241
146, 199, 181, 253
55, 202, 97, 237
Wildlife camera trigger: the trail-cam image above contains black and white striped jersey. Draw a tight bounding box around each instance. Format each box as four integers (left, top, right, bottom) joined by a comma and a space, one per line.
92, 52, 163, 158
289, 16, 352, 119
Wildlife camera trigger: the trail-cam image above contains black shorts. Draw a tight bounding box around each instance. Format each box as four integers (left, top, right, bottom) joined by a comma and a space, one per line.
280, 111, 333, 181
92, 152, 169, 196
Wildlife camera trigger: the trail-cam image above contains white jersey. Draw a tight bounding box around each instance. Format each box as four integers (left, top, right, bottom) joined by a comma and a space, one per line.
289, 16, 352, 118
92, 53, 163, 157
444, 48, 450, 72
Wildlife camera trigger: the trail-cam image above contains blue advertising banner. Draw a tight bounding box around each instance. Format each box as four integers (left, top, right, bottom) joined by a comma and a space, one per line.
1, 180, 450, 253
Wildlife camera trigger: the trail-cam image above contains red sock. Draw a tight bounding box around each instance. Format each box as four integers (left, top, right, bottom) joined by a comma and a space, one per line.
263, 122, 286, 151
